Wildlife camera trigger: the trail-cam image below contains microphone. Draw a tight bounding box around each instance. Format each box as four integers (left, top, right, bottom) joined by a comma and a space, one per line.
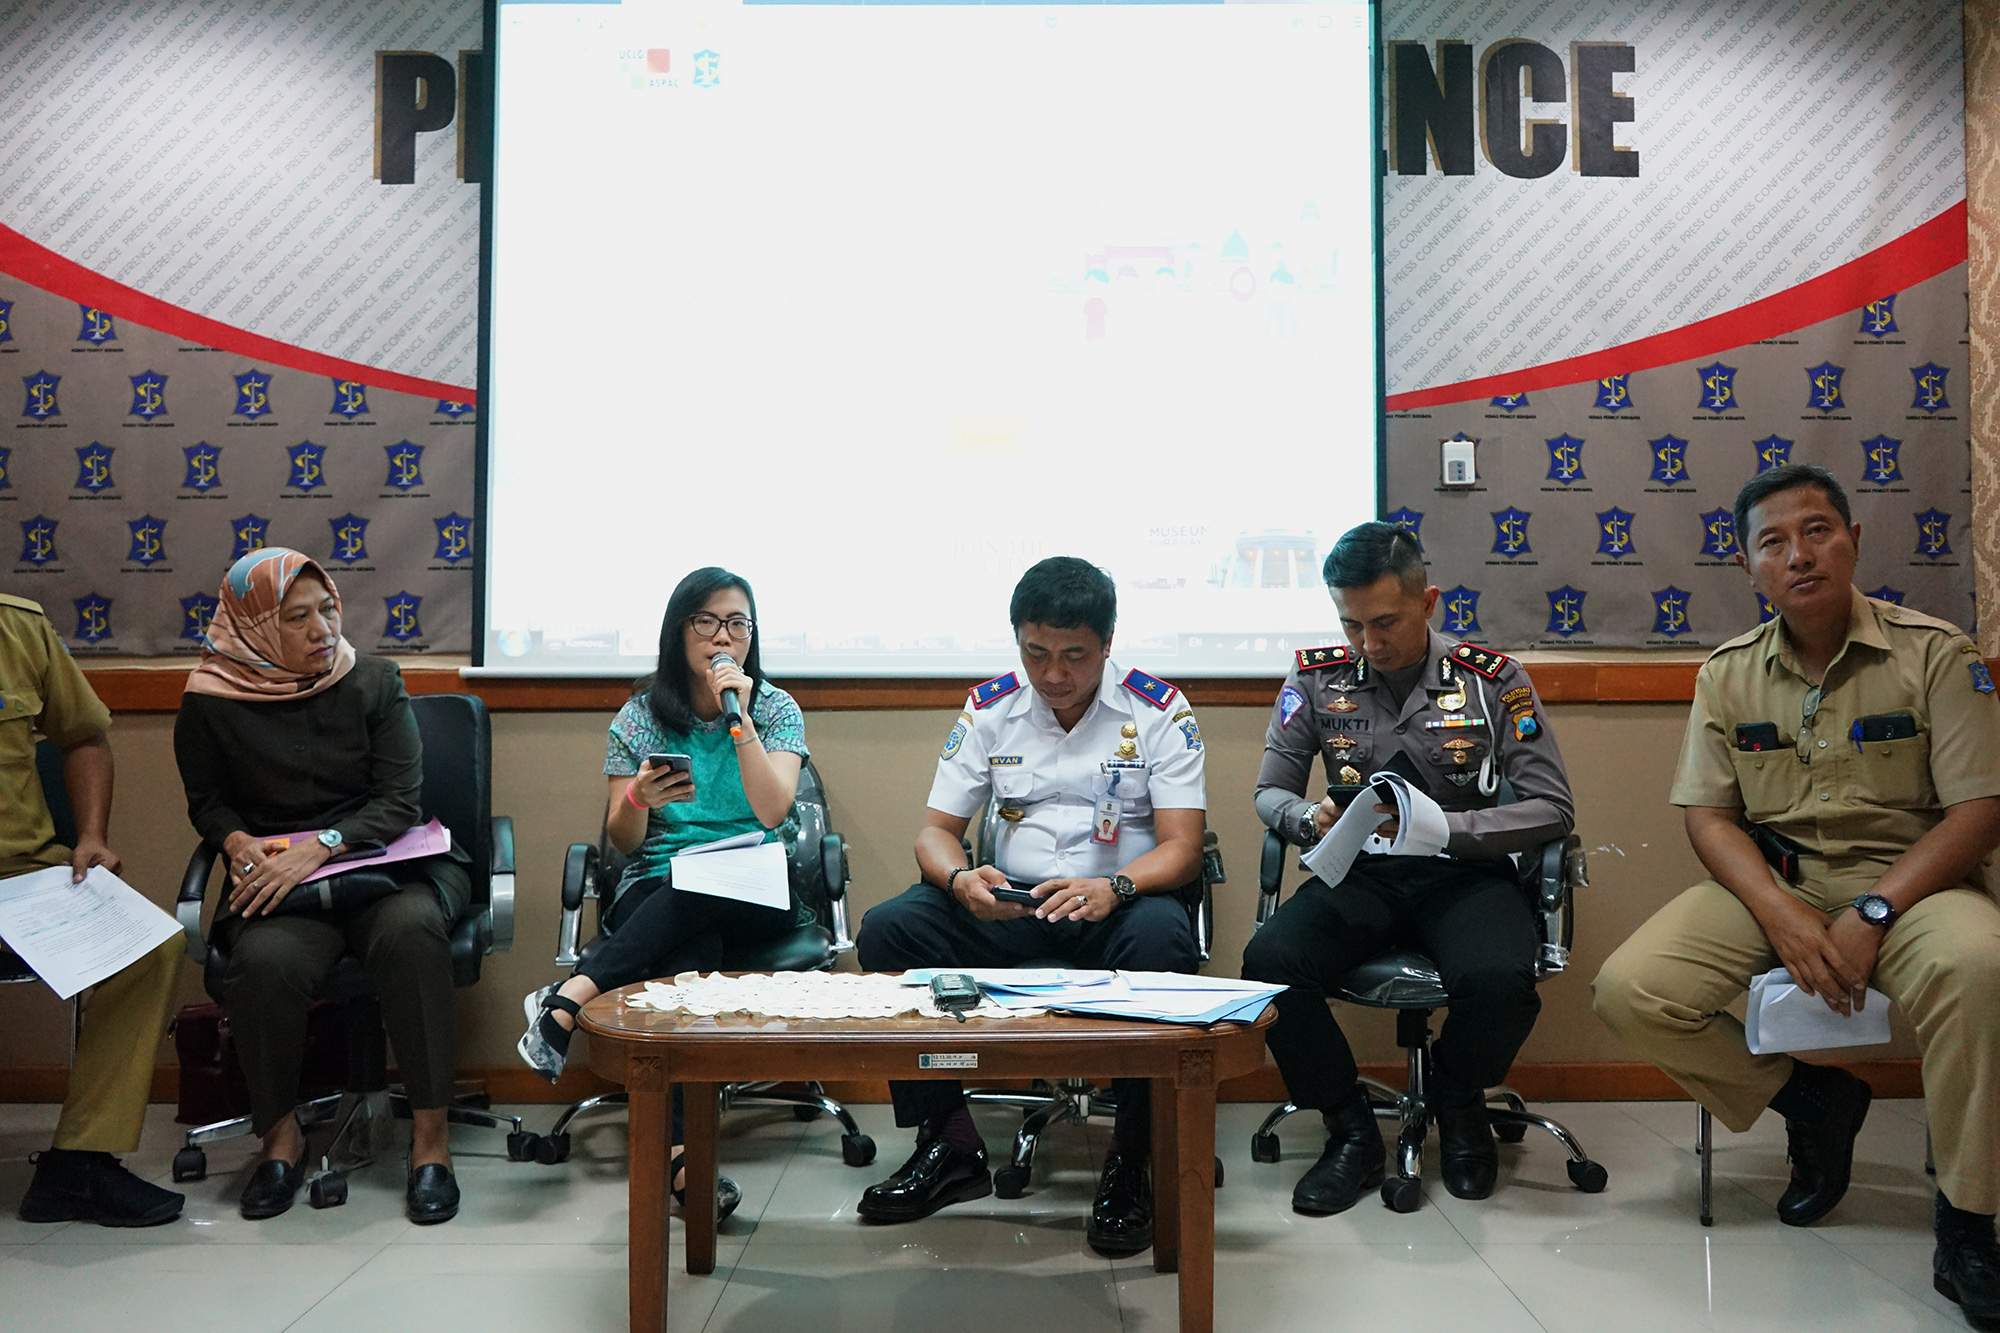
711, 653, 743, 738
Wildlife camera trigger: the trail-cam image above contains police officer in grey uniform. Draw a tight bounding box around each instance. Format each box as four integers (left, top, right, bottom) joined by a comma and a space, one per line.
1242, 522, 1574, 1214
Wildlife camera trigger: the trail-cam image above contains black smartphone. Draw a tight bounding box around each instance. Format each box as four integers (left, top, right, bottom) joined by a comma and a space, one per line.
324, 841, 388, 865
990, 883, 1040, 906
1734, 722, 1782, 752
1854, 713, 1917, 743
644, 753, 693, 774
1326, 783, 1368, 803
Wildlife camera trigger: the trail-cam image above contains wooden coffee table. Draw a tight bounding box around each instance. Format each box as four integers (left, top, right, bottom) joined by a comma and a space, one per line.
580, 984, 1273, 1333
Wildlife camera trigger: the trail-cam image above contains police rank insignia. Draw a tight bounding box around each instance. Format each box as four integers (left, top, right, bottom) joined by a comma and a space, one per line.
1972, 662, 1995, 695
1450, 644, 1511, 680
1278, 685, 1306, 728
942, 713, 971, 759
970, 672, 1020, 709
1122, 668, 1178, 709
1296, 644, 1351, 671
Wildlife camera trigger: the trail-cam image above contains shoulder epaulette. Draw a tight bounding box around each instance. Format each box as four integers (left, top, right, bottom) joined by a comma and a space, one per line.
1121, 668, 1178, 709
1709, 619, 1776, 657
969, 672, 1021, 710
1450, 642, 1511, 680
1874, 601, 1967, 637
0, 593, 46, 616
1295, 644, 1352, 672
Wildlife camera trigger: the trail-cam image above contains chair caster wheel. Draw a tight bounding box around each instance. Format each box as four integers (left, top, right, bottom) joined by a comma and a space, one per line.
1214, 1156, 1225, 1189
794, 1104, 823, 1122
171, 1147, 207, 1183
1494, 1122, 1527, 1144
308, 1171, 348, 1209
840, 1134, 875, 1168
1381, 1176, 1422, 1213
994, 1165, 1030, 1199
1566, 1159, 1608, 1193
536, 1132, 571, 1165
1250, 1133, 1280, 1164
507, 1132, 538, 1162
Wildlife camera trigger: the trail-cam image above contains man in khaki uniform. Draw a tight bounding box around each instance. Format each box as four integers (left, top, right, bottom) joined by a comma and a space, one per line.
2, 593, 185, 1227
1594, 465, 1999, 1324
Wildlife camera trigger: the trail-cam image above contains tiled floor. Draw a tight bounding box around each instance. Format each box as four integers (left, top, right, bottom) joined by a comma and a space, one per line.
0, 1095, 1974, 1332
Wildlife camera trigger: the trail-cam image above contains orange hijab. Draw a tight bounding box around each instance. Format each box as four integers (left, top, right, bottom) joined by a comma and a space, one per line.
183, 548, 358, 702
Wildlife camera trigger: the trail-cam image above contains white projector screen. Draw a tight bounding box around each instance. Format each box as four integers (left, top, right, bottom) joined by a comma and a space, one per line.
485, 0, 1381, 676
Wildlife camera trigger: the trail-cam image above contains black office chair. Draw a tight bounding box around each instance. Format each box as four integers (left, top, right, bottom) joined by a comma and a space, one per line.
959, 794, 1227, 1198
1249, 815, 1607, 1212
529, 756, 876, 1169
0, 741, 84, 1009
168, 692, 524, 1207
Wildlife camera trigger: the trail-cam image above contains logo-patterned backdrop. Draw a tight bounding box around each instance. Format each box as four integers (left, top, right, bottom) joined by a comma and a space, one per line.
0, 0, 1974, 655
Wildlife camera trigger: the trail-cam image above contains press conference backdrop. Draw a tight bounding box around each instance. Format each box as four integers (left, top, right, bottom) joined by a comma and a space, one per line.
0, 0, 1978, 658
484, 0, 1384, 677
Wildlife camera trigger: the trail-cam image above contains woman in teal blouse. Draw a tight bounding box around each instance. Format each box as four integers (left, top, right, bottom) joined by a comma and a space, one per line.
517, 568, 807, 1213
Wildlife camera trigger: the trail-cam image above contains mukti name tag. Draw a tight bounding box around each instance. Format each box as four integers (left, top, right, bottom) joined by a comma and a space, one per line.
1092, 794, 1121, 844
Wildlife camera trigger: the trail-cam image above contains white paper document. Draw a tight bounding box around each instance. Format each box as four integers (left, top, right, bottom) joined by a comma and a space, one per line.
0, 865, 182, 1000
1745, 968, 1894, 1054
668, 837, 790, 910
1301, 772, 1451, 884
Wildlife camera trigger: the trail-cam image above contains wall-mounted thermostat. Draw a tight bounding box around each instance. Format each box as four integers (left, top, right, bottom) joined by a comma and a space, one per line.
1441, 436, 1477, 487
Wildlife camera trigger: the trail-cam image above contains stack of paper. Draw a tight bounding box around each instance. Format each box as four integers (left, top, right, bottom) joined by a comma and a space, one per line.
900, 969, 1282, 1026
668, 832, 790, 910
1301, 771, 1450, 884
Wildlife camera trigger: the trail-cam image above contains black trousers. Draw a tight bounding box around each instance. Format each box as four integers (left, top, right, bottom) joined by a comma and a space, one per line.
579, 874, 799, 992
855, 884, 1199, 1147
218, 863, 467, 1138
1240, 855, 1541, 1112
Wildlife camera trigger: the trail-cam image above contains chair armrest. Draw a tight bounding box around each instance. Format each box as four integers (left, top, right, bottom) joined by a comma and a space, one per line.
822, 834, 854, 953
485, 816, 515, 953
1256, 828, 1287, 928
177, 843, 221, 965
1526, 833, 1584, 974
555, 842, 596, 968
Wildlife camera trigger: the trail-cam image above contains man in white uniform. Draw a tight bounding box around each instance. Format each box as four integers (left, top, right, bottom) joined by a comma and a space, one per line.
855, 557, 1207, 1256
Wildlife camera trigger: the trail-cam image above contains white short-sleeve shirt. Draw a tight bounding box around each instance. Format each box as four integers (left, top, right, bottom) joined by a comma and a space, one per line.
926, 659, 1207, 883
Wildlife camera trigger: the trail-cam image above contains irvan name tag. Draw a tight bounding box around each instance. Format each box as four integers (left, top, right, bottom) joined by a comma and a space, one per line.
918, 1053, 977, 1070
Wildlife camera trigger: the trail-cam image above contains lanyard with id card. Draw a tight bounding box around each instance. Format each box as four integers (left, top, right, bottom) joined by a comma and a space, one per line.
1094, 759, 1145, 844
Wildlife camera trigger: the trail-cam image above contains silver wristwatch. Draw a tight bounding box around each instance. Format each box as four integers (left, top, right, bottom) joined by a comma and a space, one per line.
1110, 873, 1139, 907
1297, 803, 1318, 846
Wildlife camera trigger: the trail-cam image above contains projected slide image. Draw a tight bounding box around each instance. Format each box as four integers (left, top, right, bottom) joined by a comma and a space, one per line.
488, 0, 1379, 675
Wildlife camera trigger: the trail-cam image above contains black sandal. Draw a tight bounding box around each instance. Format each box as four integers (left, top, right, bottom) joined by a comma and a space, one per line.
671, 1149, 741, 1222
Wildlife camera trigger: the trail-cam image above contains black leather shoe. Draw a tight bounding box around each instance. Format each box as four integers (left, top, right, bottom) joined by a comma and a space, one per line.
1777, 1067, 1871, 1226
1292, 1093, 1386, 1216
1086, 1152, 1153, 1257
857, 1137, 992, 1224
1935, 1200, 2000, 1326
406, 1162, 460, 1225
17, 1149, 183, 1228
1435, 1094, 1500, 1201
240, 1157, 305, 1220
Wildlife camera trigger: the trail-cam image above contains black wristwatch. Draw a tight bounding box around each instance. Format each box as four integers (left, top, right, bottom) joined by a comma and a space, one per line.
1110, 873, 1139, 907
1852, 893, 1899, 929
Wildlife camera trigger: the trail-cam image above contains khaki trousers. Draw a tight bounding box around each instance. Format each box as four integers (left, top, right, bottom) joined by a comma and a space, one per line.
1593, 870, 2000, 1214
52, 934, 185, 1153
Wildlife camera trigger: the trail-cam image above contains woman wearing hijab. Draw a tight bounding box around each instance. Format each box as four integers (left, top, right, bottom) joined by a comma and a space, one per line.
173, 548, 470, 1225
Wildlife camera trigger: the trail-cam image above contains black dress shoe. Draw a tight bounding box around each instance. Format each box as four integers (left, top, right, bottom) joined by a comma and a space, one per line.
240, 1157, 305, 1220
1292, 1093, 1386, 1216
857, 1137, 991, 1224
406, 1162, 460, 1225
1935, 1198, 2000, 1326
1777, 1067, 1871, 1226
17, 1149, 183, 1228
1435, 1094, 1500, 1201
1087, 1152, 1153, 1257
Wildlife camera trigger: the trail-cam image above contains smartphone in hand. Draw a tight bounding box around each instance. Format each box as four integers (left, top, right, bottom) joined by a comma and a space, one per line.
989, 883, 1040, 906
644, 753, 693, 774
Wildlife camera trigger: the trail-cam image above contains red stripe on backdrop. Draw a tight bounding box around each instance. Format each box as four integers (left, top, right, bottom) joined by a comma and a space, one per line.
1385, 200, 1968, 412
0, 222, 477, 403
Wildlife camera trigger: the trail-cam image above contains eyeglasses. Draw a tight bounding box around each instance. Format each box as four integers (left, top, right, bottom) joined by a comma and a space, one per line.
688, 613, 754, 641
1796, 685, 1823, 764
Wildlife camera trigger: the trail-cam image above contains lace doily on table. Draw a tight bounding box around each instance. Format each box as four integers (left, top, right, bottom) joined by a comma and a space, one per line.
623, 971, 1039, 1021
